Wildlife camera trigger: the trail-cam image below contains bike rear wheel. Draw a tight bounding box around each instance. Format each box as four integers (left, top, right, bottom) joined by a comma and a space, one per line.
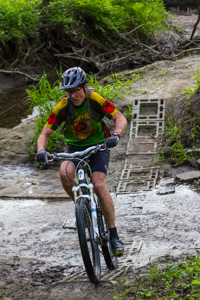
75, 197, 101, 283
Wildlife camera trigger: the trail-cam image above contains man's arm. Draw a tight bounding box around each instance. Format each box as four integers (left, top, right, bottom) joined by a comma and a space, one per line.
37, 125, 54, 151
111, 111, 127, 137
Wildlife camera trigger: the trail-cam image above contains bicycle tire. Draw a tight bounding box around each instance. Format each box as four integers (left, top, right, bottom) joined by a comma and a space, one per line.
98, 209, 118, 270
75, 197, 101, 283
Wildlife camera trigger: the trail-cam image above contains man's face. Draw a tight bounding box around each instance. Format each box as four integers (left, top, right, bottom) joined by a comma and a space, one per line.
67, 84, 87, 106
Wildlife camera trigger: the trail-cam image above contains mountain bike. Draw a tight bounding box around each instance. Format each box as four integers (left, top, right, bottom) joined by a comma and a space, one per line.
47, 143, 118, 284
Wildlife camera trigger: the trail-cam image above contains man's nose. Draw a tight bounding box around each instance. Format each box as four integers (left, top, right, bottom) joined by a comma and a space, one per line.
70, 93, 76, 98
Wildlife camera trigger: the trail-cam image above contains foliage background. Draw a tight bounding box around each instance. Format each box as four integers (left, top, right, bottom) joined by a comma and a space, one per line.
0, 0, 167, 43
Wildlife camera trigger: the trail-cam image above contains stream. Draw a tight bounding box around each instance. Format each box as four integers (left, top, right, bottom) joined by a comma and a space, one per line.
0, 86, 30, 128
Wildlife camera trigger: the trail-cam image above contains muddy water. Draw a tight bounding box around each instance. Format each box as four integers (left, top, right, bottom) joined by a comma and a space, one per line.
0, 199, 82, 273
0, 184, 199, 280
0, 87, 31, 128
116, 186, 200, 269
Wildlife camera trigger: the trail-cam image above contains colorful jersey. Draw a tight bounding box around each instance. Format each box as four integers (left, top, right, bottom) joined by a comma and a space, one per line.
45, 89, 118, 147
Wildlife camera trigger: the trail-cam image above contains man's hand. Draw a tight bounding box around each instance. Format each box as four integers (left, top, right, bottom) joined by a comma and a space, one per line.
105, 135, 119, 148
35, 149, 48, 164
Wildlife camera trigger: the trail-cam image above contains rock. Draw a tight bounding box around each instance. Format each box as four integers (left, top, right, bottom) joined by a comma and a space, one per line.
157, 177, 175, 194
175, 170, 200, 183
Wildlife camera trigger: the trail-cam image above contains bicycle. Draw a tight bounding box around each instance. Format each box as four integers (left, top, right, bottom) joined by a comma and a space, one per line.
47, 143, 118, 284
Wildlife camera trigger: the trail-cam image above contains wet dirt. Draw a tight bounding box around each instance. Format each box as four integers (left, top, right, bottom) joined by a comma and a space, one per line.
0, 185, 200, 300
0, 11, 200, 300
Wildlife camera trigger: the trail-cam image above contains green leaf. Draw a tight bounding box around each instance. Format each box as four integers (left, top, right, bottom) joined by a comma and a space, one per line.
192, 279, 200, 285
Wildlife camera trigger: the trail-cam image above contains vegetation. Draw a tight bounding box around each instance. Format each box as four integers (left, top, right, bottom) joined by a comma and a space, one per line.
158, 115, 200, 163
157, 65, 200, 164
113, 255, 200, 299
44, 0, 167, 39
0, 0, 167, 43
26, 73, 65, 159
0, 0, 42, 42
181, 65, 200, 99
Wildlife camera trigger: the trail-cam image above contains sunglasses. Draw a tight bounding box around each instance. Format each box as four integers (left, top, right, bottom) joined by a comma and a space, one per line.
67, 87, 83, 96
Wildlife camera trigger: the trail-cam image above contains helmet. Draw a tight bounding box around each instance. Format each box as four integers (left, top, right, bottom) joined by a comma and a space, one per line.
60, 67, 87, 90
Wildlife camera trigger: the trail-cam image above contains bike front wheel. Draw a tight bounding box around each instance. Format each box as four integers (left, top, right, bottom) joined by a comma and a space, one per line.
75, 197, 101, 284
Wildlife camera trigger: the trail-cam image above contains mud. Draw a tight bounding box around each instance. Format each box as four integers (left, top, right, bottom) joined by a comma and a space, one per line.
0, 184, 200, 300
0, 11, 200, 300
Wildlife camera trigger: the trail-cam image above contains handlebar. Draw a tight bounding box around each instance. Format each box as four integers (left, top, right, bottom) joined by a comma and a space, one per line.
47, 143, 105, 162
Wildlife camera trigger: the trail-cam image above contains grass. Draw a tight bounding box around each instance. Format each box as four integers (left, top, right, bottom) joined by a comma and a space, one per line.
88, 73, 133, 101
0, 288, 4, 299
181, 65, 200, 99
157, 116, 200, 163
113, 255, 200, 299
156, 69, 170, 77
26, 72, 66, 160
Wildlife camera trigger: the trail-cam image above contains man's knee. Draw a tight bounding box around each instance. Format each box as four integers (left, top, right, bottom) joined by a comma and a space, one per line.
60, 161, 74, 176
93, 176, 107, 192
60, 163, 67, 181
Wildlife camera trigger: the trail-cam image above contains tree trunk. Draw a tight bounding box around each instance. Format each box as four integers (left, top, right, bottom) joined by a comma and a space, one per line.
190, 6, 200, 40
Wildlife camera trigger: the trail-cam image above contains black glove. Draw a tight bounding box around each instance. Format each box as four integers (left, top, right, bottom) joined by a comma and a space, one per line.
35, 149, 48, 164
105, 135, 119, 148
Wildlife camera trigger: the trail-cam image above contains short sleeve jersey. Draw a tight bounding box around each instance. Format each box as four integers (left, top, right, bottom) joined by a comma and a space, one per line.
45, 89, 119, 147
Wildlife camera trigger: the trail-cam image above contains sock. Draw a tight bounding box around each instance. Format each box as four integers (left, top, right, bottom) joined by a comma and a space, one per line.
109, 227, 119, 240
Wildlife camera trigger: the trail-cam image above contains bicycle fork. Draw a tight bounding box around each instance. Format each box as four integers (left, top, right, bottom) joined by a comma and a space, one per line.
73, 183, 100, 241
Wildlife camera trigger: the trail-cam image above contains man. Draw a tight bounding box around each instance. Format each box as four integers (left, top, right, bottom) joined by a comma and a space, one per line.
36, 67, 127, 256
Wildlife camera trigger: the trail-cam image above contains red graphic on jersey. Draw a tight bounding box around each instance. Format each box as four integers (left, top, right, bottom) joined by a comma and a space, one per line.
48, 112, 57, 124
103, 100, 115, 113
76, 122, 87, 132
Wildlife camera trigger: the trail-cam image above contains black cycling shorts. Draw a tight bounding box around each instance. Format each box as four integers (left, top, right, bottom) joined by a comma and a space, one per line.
65, 144, 110, 175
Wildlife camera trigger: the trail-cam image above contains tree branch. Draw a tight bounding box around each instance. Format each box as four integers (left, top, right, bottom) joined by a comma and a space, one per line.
190, 6, 200, 40
0, 70, 40, 82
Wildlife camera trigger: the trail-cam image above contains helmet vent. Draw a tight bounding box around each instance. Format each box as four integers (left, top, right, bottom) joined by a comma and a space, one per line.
60, 67, 86, 90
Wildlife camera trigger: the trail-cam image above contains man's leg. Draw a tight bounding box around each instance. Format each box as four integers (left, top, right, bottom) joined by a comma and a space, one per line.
60, 160, 76, 200
92, 172, 115, 227
92, 171, 124, 256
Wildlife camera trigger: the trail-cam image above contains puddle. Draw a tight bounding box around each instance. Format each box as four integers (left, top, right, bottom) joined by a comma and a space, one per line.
115, 185, 200, 269
0, 199, 81, 270
0, 164, 67, 199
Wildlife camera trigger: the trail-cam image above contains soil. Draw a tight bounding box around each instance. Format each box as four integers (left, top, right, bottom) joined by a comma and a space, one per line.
0, 11, 200, 300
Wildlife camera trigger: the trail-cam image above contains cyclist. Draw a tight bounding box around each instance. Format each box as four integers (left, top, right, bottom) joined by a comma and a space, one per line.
36, 67, 127, 256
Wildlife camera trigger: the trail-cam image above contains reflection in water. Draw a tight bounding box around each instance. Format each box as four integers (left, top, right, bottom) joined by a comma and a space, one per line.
0, 87, 30, 128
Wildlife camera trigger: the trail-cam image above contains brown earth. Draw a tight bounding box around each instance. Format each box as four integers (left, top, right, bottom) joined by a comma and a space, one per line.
0, 12, 200, 300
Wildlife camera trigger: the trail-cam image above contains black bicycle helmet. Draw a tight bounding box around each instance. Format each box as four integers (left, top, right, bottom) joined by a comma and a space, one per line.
60, 67, 87, 90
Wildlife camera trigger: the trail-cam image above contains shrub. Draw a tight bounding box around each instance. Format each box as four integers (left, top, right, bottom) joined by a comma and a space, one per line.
0, 0, 42, 42
43, 0, 167, 39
